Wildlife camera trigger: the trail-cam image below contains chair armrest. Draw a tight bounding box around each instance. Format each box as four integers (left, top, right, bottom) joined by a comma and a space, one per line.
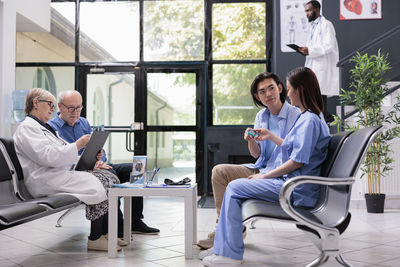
279, 176, 355, 232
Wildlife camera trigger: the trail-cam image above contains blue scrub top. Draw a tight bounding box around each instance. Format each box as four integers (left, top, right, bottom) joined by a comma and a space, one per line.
244, 101, 300, 171
263, 110, 330, 207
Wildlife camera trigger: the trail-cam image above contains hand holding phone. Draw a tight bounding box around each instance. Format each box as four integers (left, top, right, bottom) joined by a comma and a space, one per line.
248, 129, 260, 138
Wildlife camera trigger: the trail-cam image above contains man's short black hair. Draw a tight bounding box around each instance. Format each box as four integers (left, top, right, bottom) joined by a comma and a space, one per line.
306, 0, 321, 10
250, 72, 287, 108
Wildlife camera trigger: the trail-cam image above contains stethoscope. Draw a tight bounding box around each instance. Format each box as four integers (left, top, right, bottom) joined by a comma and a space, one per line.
41, 128, 68, 146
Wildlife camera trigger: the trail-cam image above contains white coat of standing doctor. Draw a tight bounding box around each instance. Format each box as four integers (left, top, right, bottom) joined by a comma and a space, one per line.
13, 89, 107, 205
298, 1, 339, 96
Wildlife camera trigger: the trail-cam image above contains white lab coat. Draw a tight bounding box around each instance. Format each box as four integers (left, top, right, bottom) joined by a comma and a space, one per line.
13, 116, 107, 205
305, 16, 339, 96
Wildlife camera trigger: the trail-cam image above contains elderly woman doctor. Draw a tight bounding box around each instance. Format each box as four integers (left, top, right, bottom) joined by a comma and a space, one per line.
13, 88, 122, 251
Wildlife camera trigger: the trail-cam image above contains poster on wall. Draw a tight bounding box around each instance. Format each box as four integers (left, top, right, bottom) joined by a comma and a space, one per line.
340, 0, 382, 20
280, 0, 321, 53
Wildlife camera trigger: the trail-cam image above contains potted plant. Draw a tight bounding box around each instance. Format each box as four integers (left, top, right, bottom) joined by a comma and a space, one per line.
335, 50, 400, 213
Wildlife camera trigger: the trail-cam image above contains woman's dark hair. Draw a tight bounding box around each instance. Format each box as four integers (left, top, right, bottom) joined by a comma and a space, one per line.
250, 72, 287, 108
286, 67, 324, 116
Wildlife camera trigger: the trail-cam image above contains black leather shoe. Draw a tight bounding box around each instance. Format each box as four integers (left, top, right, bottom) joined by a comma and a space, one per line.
132, 220, 160, 235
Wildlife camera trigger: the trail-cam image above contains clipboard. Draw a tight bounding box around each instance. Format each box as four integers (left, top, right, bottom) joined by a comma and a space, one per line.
74, 131, 109, 171
286, 44, 304, 55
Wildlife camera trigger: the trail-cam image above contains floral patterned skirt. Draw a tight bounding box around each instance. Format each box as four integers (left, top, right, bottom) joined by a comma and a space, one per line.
85, 169, 120, 221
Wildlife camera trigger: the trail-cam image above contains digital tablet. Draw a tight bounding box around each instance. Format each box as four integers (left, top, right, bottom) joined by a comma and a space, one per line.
74, 131, 109, 171
286, 44, 304, 55
286, 43, 300, 50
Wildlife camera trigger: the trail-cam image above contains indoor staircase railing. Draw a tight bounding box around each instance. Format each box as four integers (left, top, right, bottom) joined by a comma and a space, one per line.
336, 25, 400, 124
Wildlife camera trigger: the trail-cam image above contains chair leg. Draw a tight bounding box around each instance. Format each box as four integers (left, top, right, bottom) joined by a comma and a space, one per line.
306, 251, 353, 267
55, 205, 80, 227
335, 254, 353, 267
301, 228, 352, 267
249, 218, 257, 229
243, 218, 258, 229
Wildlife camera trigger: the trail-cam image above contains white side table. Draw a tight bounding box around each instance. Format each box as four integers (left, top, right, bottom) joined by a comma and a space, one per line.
108, 184, 197, 259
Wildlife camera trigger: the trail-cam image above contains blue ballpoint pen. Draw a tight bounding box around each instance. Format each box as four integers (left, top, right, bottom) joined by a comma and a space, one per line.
149, 167, 160, 183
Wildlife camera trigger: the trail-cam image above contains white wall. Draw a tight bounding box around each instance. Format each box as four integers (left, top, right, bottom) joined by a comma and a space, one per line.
15, 0, 50, 32
0, 0, 16, 137
0, 0, 50, 137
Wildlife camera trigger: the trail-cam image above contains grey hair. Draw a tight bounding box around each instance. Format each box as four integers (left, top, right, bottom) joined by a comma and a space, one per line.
58, 90, 82, 104
25, 88, 55, 114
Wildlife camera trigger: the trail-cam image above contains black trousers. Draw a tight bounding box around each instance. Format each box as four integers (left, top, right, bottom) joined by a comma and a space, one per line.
89, 213, 108, 240
107, 163, 144, 236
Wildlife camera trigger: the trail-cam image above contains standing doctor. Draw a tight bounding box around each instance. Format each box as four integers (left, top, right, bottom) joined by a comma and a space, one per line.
298, 0, 339, 122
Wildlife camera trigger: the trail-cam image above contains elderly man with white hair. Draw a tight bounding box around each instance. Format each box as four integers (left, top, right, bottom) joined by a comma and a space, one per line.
48, 90, 160, 236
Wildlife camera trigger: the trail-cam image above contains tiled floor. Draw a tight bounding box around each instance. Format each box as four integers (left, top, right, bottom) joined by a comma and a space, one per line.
1, 197, 400, 267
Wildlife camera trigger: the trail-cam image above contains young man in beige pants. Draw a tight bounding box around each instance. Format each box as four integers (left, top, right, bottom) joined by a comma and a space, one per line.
197, 72, 300, 250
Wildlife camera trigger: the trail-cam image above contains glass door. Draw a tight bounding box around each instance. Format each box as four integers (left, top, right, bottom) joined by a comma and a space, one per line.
80, 65, 204, 183
80, 66, 139, 164
145, 68, 201, 183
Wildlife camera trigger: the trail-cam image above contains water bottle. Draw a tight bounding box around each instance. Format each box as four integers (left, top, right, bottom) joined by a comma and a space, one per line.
12, 90, 29, 122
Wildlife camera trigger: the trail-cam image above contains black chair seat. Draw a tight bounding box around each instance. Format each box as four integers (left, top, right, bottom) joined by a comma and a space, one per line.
242, 199, 294, 221
0, 203, 47, 224
242, 199, 324, 224
25, 195, 80, 210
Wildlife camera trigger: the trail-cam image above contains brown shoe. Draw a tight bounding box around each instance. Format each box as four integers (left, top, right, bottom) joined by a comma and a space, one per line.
88, 235, 122, 251
197, 230, 215, 250
197, 227, 247, 250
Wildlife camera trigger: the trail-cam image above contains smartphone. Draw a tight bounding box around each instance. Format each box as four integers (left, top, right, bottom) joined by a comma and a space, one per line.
248, 129, 260, 138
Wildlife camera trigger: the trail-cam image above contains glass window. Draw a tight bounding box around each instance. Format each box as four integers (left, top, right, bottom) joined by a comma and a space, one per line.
16, 2, 75, 62
212, 3, 266, 60
102, 132, 135, 165
147, 131, 195, 182
80, 1, 140, 62
213, 64, 265, 125
86, 73, 135, 163
143, 0, 204, 61
147, 73, 196, 126
14, 66, 74, 121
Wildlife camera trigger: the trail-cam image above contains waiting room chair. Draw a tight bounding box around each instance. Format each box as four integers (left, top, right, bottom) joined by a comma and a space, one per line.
0, 141, 48, 229
242, 126, 382, 267
0, 138, 81, 226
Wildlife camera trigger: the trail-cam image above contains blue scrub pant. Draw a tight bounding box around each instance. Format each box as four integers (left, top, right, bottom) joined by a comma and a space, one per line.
213, 177, 285, 260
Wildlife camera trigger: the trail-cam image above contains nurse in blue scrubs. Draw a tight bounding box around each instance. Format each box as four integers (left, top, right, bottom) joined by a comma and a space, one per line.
202, 67, 330, 266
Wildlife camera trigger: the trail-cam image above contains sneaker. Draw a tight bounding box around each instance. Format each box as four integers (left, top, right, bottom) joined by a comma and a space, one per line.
197, 230, 215, 250
88, 235, 121, 251
104, 234, 129, 247
197, 227, 247, 250
203, 254, 242, 266
199, 247, 214, 260
132, 220, 160, 235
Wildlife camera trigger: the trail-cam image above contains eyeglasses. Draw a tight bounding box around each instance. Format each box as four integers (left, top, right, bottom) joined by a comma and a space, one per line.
38, 99, 55, 110
61, 102, 84, 113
